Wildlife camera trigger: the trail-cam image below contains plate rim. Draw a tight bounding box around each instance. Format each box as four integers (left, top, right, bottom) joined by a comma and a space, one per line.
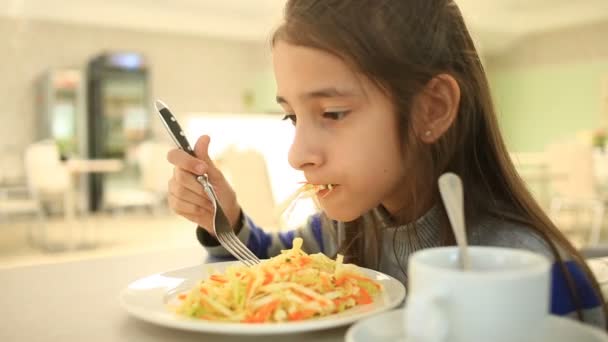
119, 261, 407, 335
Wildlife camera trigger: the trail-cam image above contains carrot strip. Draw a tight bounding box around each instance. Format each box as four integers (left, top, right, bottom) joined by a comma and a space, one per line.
210, 275, 228, 283
355, 288, 373, 305
244, 300, 280, 323
288, 309, 316, 321
263, 272, 274, 285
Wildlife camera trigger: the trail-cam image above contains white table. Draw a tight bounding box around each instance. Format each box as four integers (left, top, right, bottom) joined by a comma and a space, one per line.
3, 243, 608, 342
65, 158, 124, 217
65, 159, 124, 174
0, 246, 346, 342
56, 159, 124, 249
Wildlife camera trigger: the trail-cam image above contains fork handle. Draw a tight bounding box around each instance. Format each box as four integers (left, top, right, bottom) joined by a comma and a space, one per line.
197, 175, 216, 202
155, 100, 214, 192
155, 100, 196, 157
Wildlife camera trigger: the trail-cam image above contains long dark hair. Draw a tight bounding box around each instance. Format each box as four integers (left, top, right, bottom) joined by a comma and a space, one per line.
271, 0, 607, 325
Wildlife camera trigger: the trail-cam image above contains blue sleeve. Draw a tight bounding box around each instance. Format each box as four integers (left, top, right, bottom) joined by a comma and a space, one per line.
550, 260, 601, 315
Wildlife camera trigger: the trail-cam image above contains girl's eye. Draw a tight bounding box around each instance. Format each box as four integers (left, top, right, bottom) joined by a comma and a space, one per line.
323, 111, 349, 120
282, 114, 297, 125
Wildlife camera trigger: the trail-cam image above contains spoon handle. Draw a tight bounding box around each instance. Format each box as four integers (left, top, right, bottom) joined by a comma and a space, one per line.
438, 173, 471, 270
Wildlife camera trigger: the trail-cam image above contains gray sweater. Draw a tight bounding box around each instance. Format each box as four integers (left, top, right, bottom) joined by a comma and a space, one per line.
198, 205, 606, 329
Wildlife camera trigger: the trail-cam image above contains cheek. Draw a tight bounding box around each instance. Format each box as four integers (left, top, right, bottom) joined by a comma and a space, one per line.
350, 148, 404, 194
356, 136, 403, 177
352, 136, 405, 197
320, 151, 405, 221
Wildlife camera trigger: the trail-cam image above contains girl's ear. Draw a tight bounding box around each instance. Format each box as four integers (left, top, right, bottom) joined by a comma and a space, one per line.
412, 74, 461, 143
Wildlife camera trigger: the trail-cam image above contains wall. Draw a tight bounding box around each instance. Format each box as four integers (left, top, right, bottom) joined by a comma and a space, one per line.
0, 16, 272, 179
486, 20, 608, 152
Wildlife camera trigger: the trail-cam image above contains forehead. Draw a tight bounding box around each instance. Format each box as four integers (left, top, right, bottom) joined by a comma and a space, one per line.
272, 41, 365, 97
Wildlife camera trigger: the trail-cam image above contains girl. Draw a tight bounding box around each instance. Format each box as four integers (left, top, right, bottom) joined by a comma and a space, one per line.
167, 0, 607, 328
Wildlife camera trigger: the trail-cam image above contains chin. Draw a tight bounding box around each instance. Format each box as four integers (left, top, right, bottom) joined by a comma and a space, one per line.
321, 206, 363, 222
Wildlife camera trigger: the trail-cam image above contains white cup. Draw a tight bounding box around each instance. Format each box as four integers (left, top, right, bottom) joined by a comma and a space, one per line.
404, 246, 551, 342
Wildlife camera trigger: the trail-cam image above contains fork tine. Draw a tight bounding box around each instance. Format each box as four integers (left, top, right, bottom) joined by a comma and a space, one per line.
217, 233, 257, 267
212, 215, 257, 266
234, 239, 261, 264
223, 232, 261, 264
224, 234, 260, 265
222, 231, 260, 263
217, 234, 254, 267
222, 232, 260, 265
201, 178, 260, 266
216, 233, 249, 265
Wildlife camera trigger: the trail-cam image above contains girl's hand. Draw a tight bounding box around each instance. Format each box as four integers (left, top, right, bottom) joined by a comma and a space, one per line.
166, 135, 241, 235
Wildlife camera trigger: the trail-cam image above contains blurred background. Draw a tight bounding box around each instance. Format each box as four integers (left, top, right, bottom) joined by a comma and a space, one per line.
0, 0, 606, 267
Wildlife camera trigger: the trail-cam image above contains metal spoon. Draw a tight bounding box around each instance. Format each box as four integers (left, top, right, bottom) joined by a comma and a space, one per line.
438, 172, 471, 270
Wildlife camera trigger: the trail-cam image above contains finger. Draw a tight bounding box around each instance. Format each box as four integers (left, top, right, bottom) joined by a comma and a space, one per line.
182, 213, 214, 235
181, 212, 212, 232
193, 135, 224, 180
172, 168, 215, 198
167, 148, 208, 176
193, 135, 214, 165
168, 179, 214, 210
168, 193, 214, 217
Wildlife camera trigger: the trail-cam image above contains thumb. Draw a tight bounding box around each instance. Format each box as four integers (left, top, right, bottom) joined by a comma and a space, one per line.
193, 135, 221, 178
194, 135, 213, 164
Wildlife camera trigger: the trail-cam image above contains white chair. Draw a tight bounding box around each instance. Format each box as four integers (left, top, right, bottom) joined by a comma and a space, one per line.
102, 140, 172, 214
594, 150, 608, 197
22, 140, 80, 249
216, 146, 280, 229
546, 141, 605, 246
136, 140, 174, 213
24, 140, 75, 220
0, 185, 47, 248
510, 151, 552, 210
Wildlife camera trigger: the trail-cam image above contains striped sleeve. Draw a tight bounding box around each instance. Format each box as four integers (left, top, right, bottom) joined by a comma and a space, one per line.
197, 211, 337, 259
551, 260, 606, 329
472, 218, 606, 329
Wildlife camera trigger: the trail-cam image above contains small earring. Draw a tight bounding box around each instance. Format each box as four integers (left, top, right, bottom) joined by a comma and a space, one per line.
424, 130, 432, 137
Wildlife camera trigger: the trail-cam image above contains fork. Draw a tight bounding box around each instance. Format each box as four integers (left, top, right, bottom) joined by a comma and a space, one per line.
154, 99, 261, 267
196, 174, 261, 267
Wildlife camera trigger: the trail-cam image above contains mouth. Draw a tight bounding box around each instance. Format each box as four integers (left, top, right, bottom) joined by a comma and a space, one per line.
303, 183, 338, 198
277, 182, 338, 216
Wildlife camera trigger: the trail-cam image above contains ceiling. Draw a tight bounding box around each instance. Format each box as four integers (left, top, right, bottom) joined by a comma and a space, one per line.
2, 0, 608, 55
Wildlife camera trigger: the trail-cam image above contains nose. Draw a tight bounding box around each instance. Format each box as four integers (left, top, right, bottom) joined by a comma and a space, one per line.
288, 123, 323, 171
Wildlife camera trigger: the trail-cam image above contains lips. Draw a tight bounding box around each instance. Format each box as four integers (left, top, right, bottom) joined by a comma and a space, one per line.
312, 184, 338, 198
304, 183, 336, 193
317, 184, 335, 191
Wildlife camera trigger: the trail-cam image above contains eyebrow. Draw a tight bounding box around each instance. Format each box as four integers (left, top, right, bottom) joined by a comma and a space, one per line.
276, 87, 356, 105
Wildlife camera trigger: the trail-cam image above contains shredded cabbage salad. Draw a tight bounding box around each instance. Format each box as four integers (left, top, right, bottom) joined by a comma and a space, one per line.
173, 238, 382, 323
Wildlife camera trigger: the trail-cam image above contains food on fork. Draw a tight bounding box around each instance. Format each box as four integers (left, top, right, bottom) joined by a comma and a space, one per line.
173, 238, 382, 323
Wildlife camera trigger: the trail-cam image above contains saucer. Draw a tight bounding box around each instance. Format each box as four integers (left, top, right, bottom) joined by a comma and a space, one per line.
345, 309, 608, 342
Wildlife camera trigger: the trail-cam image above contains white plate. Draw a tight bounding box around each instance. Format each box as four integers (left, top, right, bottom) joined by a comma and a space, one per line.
346, 309, 608, 342
119, 261, 406, 335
